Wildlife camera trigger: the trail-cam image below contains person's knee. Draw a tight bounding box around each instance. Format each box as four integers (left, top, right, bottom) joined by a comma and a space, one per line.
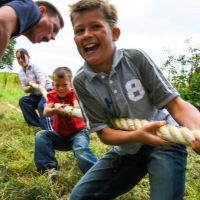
35, 130, 47, 140
73, 146, 84, 154
73, 147, 97, 165
18, 97, 25, 106
73, 134, 90, 148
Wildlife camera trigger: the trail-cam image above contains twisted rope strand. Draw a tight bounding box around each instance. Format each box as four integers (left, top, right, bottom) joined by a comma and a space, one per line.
112, 118, 200, 146
54, 103, 83, 118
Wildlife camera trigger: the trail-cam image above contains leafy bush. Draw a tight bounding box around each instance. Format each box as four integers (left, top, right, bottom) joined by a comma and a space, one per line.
179, 73, 200, 110
161, 39, 200, 110
0, 39, 16, 70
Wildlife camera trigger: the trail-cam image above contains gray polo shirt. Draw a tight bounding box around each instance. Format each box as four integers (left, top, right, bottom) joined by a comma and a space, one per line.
73, 48, 179, 155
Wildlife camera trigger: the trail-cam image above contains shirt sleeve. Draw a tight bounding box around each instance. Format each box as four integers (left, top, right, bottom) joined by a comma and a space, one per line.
125, 49, 179, 109
47, 91, 56, 104
32, 64, 46, 82
6, 0, 41, 37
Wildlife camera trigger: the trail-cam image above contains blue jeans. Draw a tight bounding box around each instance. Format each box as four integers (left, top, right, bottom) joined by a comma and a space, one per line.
19, 95, 52, 130
34, 129, 98, 173
70, 144, 187, 200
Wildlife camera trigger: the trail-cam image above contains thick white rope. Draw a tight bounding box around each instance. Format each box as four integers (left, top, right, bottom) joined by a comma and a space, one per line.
30, 83, 200, 145
111, 118, 200, 146
54, 103, 83, 118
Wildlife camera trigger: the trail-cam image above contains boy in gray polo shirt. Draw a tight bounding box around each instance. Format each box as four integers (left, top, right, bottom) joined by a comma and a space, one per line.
69, 0, 200, 199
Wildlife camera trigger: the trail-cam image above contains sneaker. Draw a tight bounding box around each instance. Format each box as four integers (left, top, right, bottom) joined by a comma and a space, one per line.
48, 168, 58, 182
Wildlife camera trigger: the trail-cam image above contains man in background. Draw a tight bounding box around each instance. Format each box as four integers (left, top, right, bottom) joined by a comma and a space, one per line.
0, 0, 64, 60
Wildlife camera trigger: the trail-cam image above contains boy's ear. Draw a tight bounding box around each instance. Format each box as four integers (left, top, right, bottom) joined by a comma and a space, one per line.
112, 27, 120, 41
39, 5, 47, 16
52, 82, 54, 88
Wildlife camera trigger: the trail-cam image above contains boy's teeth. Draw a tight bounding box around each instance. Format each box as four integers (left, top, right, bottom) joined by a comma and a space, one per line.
86, 44, 95, 48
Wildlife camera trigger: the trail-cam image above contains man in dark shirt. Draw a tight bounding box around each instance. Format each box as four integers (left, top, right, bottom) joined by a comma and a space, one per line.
0, 0, 64, 60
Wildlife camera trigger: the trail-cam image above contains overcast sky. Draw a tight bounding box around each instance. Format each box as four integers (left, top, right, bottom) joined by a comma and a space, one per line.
11, 0, 200, 76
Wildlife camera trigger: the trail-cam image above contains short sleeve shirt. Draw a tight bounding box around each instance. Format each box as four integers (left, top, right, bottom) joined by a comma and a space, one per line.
0, 0, 41, 37
47, 90, 86, 136
72, 48, 180, 155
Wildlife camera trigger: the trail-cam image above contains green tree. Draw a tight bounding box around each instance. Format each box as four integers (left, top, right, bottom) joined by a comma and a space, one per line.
0, 39, 16, 70
161, 38, 200, 110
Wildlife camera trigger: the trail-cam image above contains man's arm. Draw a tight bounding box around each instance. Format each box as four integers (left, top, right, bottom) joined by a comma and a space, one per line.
0, 6, 18, 60
38, 77, 46, 88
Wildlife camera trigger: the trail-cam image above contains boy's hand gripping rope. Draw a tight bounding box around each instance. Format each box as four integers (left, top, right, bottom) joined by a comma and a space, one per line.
111, 118, 200, 146
30, 83, 83, 118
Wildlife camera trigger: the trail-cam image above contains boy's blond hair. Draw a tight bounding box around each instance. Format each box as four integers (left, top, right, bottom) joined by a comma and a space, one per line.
53, 67, 72, 82
69, 0, 118, 29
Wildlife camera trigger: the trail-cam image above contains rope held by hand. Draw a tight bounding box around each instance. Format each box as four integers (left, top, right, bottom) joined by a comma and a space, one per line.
29, 82, 48, 99
54, 103, 83, 118
111, 118, 200, 146
29, 83, 200, 144
30, 83, 83, 118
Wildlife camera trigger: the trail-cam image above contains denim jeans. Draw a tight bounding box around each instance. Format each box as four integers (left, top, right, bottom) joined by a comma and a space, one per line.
34, 129, 98, 173
70, 144, 187, 200
19, 95, 52, 130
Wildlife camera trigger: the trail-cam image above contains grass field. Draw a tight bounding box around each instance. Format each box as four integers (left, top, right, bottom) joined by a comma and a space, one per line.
0, 72, 200, 200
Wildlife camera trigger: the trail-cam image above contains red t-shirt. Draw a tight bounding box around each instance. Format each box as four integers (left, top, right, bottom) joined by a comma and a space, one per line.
47, 89, 86, 136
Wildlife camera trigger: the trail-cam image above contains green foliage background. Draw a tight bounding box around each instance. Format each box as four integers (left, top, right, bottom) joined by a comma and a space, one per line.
0, 39, 16, 70
161, 38, 200, 110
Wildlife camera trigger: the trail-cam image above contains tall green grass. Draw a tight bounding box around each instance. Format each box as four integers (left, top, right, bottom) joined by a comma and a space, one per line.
0, 72, 200, 200
0, 72, 24, 104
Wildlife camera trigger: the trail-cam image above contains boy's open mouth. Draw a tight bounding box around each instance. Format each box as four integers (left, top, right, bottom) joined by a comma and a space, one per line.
84, 43, 99, 53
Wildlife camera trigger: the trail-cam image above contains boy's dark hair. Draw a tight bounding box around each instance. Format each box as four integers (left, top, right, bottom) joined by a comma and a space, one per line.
53, 67, 73, 81
69, 0, 118, 29
16, 48, 30, 61
35, 1, 64, 29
